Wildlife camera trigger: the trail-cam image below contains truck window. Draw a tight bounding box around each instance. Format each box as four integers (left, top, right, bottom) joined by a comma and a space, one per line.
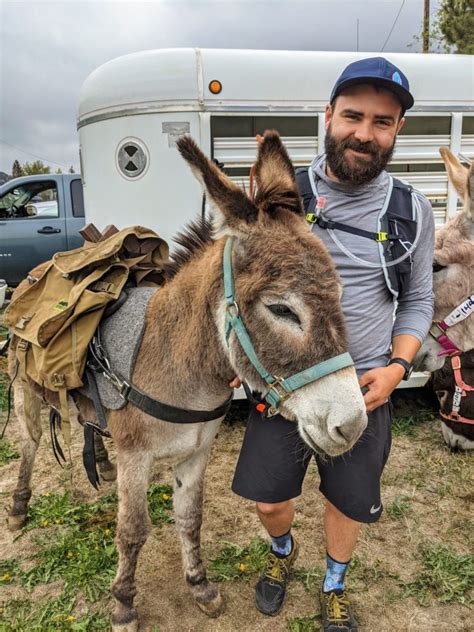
0, 181, 58, 219
71, 179, 85, 217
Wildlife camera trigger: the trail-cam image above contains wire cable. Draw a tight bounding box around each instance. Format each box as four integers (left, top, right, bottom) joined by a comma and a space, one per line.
0, 139, 71, 170
381, 0, 407, 51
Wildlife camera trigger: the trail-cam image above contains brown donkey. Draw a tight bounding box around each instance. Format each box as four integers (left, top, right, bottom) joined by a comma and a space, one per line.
7, 132, 367, 630
414, 147, 474, 450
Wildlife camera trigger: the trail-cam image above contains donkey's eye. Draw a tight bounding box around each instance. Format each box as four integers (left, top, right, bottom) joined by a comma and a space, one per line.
433, 261, 447, 273
267, 304, 301, 325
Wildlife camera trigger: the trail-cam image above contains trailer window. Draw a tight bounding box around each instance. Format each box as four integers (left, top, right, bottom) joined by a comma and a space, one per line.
211, 116, 318, 138
399, 116, 451, 135
462, 116, 474, 135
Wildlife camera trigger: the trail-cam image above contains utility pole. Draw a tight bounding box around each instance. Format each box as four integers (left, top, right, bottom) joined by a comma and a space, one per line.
423, 0, 430, 52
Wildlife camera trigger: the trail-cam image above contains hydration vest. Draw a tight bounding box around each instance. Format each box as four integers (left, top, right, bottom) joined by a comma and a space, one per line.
296, 166, 418, 298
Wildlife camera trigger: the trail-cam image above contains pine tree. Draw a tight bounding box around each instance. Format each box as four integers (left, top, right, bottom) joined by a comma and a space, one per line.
436, 0, 474, 53
21, 161, 51, 175
12, 160, 24, 178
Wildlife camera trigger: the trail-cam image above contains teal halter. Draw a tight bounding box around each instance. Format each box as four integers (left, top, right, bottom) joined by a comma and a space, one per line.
223, 237, 354, 416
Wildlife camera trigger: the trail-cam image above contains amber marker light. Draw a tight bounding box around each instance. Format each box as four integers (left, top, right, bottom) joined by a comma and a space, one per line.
209, 80, 222, 94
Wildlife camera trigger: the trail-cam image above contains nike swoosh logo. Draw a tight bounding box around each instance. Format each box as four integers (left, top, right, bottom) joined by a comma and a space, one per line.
370, 503, 382, 514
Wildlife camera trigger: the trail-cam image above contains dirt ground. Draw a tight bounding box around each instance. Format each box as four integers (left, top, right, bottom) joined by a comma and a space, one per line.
0, 381, 473, 631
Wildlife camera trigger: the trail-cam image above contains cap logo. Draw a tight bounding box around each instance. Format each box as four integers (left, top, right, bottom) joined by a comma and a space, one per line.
392, 71, 402, 85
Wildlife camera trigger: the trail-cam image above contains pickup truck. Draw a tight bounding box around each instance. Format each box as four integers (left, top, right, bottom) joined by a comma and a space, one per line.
0, 174, 85, 285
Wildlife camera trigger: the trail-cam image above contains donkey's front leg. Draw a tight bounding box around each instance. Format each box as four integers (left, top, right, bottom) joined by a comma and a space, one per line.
8, 381, 43, 531
173, 427, 224, 618
111, 450, 153, 632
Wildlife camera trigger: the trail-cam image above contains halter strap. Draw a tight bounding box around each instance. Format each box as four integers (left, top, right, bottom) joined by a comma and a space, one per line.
430, 295, 474, 357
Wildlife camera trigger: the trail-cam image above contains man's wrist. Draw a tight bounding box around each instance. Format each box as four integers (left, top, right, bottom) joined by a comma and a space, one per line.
387, 357, 413, 380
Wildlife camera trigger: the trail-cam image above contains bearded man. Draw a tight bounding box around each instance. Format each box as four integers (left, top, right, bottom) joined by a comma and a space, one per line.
231, 57, 435, 631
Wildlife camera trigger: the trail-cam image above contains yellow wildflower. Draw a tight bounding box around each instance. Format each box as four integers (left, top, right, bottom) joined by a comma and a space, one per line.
42, 519, 49, 527
239, 564, 247, 572
66, 551, 73, 559
1, 574, 11, 582
162, 493, 170, 501
67, 615, 75, 622
104, 528, 111, 536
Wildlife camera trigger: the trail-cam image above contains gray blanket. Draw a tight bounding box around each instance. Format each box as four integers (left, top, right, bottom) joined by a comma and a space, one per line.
81, 286, 157, 410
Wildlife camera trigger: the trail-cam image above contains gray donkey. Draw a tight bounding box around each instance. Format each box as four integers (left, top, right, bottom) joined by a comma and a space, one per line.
7, 132, 367, 630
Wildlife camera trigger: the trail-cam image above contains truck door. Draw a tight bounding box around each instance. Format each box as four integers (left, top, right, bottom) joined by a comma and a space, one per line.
0, 178, 68, 285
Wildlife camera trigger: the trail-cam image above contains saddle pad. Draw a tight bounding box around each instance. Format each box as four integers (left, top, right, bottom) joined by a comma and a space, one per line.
81, 287, 157, 410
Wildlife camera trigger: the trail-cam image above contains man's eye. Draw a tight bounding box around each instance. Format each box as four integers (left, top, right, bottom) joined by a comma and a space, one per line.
267, 304, 301, 325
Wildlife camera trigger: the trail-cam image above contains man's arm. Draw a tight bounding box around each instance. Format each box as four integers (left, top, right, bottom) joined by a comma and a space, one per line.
359, 193, 435, 412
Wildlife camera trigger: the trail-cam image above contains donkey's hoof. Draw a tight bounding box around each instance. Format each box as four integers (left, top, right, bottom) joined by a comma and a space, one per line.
111, 623, 138, 632
111, 615, 138, 632
111, 604, 138, 632
7, 513, 27, 531
196, 589, 225, 618
100, 463, 117, 482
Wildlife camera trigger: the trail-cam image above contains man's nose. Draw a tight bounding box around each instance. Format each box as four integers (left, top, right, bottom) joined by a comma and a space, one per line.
353, 122, 374, 143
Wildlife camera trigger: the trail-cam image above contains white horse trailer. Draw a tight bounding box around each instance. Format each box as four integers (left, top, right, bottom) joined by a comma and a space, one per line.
77, 48, 474, 242
77, 49, 473, 390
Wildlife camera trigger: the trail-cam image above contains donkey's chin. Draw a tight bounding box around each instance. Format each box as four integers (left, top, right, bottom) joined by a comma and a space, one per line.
298, 421, 362, 457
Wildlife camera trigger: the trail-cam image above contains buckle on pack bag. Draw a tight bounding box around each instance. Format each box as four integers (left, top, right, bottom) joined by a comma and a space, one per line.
375, 232, 388, 242
306, 213, 317, 224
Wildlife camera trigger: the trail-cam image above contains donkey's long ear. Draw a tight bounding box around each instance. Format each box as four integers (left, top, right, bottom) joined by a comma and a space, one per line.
253, 130, 304, 217
440, 146, 473, 219
177, 136, 258, 233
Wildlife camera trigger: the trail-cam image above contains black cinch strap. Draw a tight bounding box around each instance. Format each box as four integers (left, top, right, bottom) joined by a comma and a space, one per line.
123, 383, 233, 423
87, 335, 233, 424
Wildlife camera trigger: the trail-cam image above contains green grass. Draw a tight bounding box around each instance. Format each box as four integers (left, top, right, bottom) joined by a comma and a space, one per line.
348, 555, 400, 590
287, 614, 319, 631
0, 485, 174, 630
294, 565, 324, 592
386, 495, 412, 520
392, 407, 436, 437
0, 594, 110, 631
403, 542, 474, 606
208, 537, 269, 581
0, 437, 19, 465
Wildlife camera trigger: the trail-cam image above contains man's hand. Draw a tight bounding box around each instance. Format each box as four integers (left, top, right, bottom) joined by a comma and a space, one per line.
229, 377, 242, 389
358, 364, 405, 412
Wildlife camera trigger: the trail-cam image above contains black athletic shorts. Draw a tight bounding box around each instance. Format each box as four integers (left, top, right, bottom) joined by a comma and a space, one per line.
231, 401, 392, 524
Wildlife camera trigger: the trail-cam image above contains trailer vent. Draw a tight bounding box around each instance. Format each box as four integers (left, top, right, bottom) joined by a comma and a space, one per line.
116, 139, 149, 179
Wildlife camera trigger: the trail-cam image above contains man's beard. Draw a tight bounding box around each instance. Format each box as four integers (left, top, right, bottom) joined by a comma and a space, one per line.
324, 125, 395, 186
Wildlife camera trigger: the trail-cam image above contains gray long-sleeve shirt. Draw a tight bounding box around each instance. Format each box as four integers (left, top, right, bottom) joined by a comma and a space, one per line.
308, 155, 434, 372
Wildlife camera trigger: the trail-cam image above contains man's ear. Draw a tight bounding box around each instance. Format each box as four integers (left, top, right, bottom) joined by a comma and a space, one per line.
396, 116, 405, 135
325, 103, 333, 130
176, 135, 258, 235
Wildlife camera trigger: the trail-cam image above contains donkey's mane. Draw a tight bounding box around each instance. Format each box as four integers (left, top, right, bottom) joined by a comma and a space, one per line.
164, 215, 215, 280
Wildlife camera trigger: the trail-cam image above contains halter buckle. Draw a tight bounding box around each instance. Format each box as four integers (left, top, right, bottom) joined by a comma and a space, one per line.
225, 300, 239, 319
267, 377, 291, 406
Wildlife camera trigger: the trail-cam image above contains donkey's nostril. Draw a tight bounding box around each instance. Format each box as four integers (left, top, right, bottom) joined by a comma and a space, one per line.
333, 424, 357, 444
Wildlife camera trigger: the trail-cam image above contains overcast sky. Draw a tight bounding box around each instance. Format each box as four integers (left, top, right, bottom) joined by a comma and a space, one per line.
0, 0, 441, 175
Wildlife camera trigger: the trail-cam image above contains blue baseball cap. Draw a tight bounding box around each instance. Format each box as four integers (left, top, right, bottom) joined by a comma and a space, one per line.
330, 57, 414, 112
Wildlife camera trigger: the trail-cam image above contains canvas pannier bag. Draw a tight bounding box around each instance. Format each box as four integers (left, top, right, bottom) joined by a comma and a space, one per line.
5, 226, 169, 402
